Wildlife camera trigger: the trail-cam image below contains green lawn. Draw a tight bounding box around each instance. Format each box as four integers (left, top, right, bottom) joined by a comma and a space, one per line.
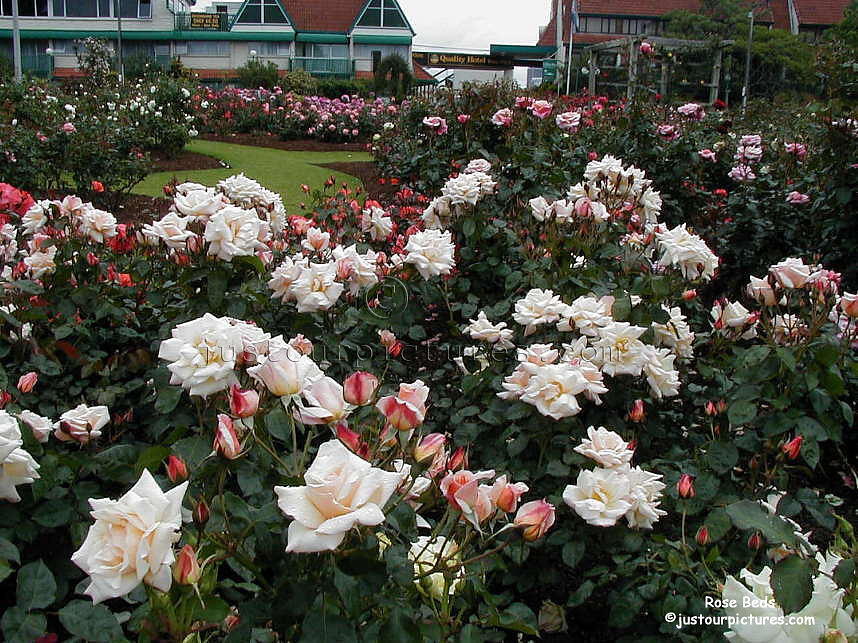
134, 139, 372, 211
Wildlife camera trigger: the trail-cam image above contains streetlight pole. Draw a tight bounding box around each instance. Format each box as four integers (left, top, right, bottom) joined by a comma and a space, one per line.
11, 0, 22, 80
114, 0, 124, 80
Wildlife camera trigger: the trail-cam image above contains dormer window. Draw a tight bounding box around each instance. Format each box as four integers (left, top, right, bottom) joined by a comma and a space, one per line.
356, 0, 407, 29
236, 0, 288, 24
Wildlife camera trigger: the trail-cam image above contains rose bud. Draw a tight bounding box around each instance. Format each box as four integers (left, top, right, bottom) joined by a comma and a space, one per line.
824, 630, 849, 643
414, 433, 446, 463
173, 544, 201, 585
213, 414, 241, 459
193, 498, 210, 527
86, 252, 99, 266
492, 480, 530, 513
627, 399, 646, 423
343, 371, 379, 406
0, 391, 10, 409
696, 526, 710, 546
288, 334, 314, 355
748, 532, 762, 550
677, 473, 695, 498
335, 421, 362, 453
224, 612, 241, 632
682, 289, 697, 301
230, 385, 259, 418
447, 446, 468, 472
17, 372, 38, 393
627, 438, 638, 452
840, 293, 858, 318
165, 455, 188, 483
783, 435, 803, 460
514, 499, 556, 542
705, 401, 717, 416
378, 329, 397, 349
91, 180, 104, 193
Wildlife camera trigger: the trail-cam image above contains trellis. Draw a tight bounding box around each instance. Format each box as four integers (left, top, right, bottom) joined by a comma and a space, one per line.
583, 36, 734, 105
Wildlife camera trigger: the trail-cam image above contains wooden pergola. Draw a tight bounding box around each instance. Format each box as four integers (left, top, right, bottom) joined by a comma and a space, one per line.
583, 36, 734, 104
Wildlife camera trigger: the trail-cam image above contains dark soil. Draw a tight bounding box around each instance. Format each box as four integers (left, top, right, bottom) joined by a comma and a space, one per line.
114, 192, 172, 225
201, 133, 367, 153
150, 149, 223, 172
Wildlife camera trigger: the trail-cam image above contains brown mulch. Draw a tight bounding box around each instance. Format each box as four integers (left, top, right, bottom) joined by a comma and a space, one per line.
149, 149, 223, 172
201, 133, 367, 153
114, 193, 173, 225
318, 161, 400, 202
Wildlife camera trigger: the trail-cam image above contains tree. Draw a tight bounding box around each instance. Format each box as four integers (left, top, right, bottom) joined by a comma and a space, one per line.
374, 54, 414, 98
236, 58, 281, 89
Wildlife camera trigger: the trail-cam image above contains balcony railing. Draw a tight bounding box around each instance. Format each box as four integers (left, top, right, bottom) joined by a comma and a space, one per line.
290, 57, 352, 78
174, 12, 232, 32
1, 53, 54, 78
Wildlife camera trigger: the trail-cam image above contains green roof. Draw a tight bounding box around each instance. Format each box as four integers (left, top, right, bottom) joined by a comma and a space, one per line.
490, 44, 555, 57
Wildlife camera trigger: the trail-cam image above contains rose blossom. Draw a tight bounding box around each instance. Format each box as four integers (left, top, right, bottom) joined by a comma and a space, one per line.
71, 469, 188, 603
786, 191, 810, 205
376, 380, 429, 431
491, 108, 513, 127
18, 410, 52, 443
274, 439, 407, 553
555, 111, 581, 132
513, 499, 556, 541
563, 468, 632, 527
0, 411, 40, 502
769, 257, 811, 289
530, 100, 553, 119
404, 229, 456, 279
54, 403, 110, 443
574, 426, 633, 469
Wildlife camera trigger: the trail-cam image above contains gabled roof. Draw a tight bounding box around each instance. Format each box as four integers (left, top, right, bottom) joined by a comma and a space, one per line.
793, 0, 851, 26
282, 0, 367, 32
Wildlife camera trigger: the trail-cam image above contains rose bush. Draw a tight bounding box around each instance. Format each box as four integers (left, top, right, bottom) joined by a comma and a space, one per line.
0, 85, 855, 641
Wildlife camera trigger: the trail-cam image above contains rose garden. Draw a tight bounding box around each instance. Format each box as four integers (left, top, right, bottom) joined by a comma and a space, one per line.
0, 19, 857, 643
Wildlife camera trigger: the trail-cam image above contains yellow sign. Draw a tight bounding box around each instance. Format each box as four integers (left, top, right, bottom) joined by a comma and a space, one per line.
412, 51, 513, 70
189, 13, 222, 29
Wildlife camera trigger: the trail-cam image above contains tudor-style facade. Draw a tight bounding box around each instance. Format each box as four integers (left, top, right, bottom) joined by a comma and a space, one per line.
0, 0, 419, 82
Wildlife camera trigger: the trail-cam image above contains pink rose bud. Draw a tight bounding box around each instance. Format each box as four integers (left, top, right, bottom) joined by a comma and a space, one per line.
86, 252, 99, 266
343, 371, 379, 406
677, 473, 695, 498
193, 498, 210, 526
289, 334, 314, 355
696, 526, 710, 546
17, 372, 37, 393
682, 289, 697, 301
230, 385, 259, 418
588, 151, 598, 161
627, 399, 645, 423
173, 544, 201, 585
447, 446, 468, 472
335, 421, 362, 453
748, 532, 762, 550
457, 114, 471, 124
214, 414, 241, 459
494, 481, 529, 513
378, 329, 397, 348
705, 401, 718, 416
414, 433, 446, 463
783, 435, 803, 460
165, 455, 188, 483
0, 391, 10, 408
841, 293, 858, 318
224, 613, 241, 632
514, 499, 556, 542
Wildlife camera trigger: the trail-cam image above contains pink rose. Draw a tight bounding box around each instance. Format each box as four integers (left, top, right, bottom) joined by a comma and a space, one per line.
530, 100, 553, 120
491, 108, 513, 127
514, 499, 556, 541
786, 191, 809, 205
17, 372, 37, 393
769, 257, 811, 289
62, 122, 76, 133
343, 371, 379, 406
376, 379, 429, 431
698, 149, 716, 162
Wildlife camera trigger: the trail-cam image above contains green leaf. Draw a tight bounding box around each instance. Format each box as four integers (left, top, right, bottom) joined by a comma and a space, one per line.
706, 442, 738, 474
728, 401, 757, 426
1, 607, 46, 643
704, 508, 732, 542
725, 500, 797, 546
16, 560, 56, 611
562, 541, 585, 569
32, 499, 75, 528
192, 596, 231, 622
833, 559, 856, 589
136, 446, 171, 474
771, 556, 813, 614
0, 536, 20, 564
58, 600, 124, 642
486, 603, 539, 636
154, 385, 183, 415
379, 607, 421, 643
208, 269, 229, 310
265, 407, 292, 442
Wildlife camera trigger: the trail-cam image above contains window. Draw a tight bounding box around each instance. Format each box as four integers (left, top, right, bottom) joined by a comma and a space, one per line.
17, 0, 49, 16
357, 0, 407, 28
237, 0, 287, 24
250, 41, 290, 56
51, 0, 111, 17
119, 0, 151, 18
371, 49, 381, 71
176, 40, 229, 56
49, 39, 74, 53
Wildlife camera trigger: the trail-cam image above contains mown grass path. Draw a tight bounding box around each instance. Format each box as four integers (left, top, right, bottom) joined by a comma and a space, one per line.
134, 139, 371, 210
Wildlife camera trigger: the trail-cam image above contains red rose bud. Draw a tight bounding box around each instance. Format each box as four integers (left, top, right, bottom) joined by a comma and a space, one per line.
91, 180, 104, 193
86, 252, 99, 266
682, 289, 697, 301
193, 498, 210, 527
717, 399, 727, 414
213, 414, 241, 459
677, 474, 695, 498
343, 371, 379, 406
748, 532, 762, 550
414, 433, 446, 463
783, 435, 803, 460
173, 545, 201, 585
705, 401, 718, 416
17, 371, 38, 393
335, 422, 362, 453
224, 613, 241, 632
447, 446, 468, 472
627, 399, 646, 423
514, 499, 556, 542
229, 385, 259, 418
166, 455, 188, 483
696, 526, 710, 546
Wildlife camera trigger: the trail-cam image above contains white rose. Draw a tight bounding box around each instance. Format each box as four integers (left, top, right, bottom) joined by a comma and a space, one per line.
268, 255, 307, 302
142, 212, 196, 249
465, 311, 514, 349
513, 289, 566, 336
247, 345, 322, 398
641, 346, 681, 399
204, 205, 269, 261
23, 246, 57, 279
563, 467, 632, 527
623, 466, 666, 529
71, 469, 187, 603
291, 262, 344, 313
54, 403, 110, 443
78, 207, 117, 243
18, 410, 53, 443
655, 224, 719, 282
769, 257, 811, 289
409, 536, 464, 598
591, 321, 648, 377
651, 305, 695, 359
464, 158, 492, 174
218, 173, 264, 205
574, 426, 633, 468
361, 206, 393, 241
175, 189, 226, 220
557, 295, 614, 336
0, 411, 39, 502
528, 196, 553, 222
274, 439, 407, 553
404, 229, 456, 279
21, 200, 51, 235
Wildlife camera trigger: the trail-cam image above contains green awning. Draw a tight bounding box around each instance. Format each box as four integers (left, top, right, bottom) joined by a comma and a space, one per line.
0, 29, 294, 41
296, 32, 347, 44
352, 34, 411, 45
490, 44, 556, 57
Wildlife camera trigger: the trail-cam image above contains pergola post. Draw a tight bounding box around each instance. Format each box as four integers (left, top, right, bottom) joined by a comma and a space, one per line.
709, 45, 723, 105
588, 49, 596, 97
659, 60, 668, 97
627, 38, 639, 101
